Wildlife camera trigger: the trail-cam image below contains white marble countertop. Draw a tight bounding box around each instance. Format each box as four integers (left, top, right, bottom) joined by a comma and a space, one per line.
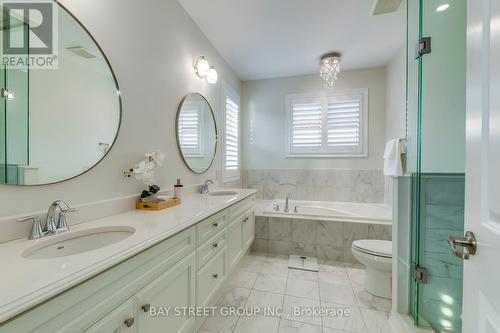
0, 189, 256, 323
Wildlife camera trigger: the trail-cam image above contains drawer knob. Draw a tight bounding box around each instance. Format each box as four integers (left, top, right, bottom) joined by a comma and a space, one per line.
213, 222, 218, 228
243, 217, 248, 222
142, 303, 151, 312
124, 318, 134, 327
212, 243, 218, 248
212, 273, 218, 279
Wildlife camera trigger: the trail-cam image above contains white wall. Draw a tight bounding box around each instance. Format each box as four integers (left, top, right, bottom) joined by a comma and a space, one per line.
242, 67, 387, 170
385, 46, 406, 142
0, 0, 241, 219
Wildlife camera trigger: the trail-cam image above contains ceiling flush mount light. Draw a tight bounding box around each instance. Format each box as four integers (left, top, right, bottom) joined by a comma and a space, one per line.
436, 3, 450, 12
194, 56, 218, 84
319, 52, 341, 89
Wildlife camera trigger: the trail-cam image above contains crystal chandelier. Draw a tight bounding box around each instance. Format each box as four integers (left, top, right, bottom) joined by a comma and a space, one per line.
319, 53, 341, 88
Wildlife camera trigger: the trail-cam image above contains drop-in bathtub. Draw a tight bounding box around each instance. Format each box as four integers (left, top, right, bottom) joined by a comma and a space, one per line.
255, 199, 392, 225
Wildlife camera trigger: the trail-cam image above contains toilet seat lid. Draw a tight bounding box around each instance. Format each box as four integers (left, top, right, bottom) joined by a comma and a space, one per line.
352, 240, 392, 258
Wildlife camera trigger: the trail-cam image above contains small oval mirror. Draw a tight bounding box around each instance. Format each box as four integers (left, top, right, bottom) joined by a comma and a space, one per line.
176, 94, 217, 174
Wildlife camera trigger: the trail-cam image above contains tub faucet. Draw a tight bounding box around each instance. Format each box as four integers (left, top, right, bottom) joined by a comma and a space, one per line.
284, 194, 291, 213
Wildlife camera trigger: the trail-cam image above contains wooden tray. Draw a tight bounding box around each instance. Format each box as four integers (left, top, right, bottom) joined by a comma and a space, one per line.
136, 197, 181, 211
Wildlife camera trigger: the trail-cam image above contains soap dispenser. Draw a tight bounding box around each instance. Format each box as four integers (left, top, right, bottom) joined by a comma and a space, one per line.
174, 178, 183, 199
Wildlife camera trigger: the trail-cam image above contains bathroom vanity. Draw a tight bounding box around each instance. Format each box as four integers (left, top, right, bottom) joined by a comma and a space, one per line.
0, 190, 255, 333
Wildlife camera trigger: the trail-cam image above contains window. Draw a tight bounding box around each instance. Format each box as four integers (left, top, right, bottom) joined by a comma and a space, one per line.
286, 89, 368, 157
223, 83, 241, 182
178, 101, 204, 157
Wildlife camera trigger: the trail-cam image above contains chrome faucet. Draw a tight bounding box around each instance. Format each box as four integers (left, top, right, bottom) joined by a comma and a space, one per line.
284, 194, 291, 213
18, 200, 77, 239
201, 179, 214, 194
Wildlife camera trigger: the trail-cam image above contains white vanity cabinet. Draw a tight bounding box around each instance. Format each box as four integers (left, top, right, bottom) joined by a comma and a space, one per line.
0, 194, 255, 333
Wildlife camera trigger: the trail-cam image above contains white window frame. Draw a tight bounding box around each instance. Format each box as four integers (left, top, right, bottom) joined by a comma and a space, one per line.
222, 82, 241, 182
285, 88, 368, 158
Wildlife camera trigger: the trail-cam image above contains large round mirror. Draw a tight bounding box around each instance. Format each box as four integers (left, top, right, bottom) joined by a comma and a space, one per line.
176, 94, 217, 174
0, 1, 121, 185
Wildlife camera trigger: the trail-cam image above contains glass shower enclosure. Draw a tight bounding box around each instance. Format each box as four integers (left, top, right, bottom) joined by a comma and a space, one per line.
397, 0, 466, 332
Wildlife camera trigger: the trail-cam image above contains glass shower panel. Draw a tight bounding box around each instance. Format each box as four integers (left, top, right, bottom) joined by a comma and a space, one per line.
412, 0, 467, 332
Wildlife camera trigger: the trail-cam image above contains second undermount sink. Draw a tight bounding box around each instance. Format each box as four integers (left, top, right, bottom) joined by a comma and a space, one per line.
209, 190, 238, 196
22, 226, 136, 260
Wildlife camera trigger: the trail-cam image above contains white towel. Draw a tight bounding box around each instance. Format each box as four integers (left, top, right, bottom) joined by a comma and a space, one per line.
383, 138, 404, 177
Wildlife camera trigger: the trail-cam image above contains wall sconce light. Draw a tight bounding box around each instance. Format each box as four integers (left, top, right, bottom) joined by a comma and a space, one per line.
194, 56, 218, 84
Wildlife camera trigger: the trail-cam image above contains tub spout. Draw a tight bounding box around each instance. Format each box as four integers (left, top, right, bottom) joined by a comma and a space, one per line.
284, 194, 291, 213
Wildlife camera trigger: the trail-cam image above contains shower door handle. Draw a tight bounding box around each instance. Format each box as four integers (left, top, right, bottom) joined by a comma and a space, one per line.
448, 231, 477, 260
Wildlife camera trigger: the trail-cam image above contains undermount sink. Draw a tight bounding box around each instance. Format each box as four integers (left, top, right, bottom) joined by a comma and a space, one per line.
22, 226, 135, 260
209, 190, 238, 196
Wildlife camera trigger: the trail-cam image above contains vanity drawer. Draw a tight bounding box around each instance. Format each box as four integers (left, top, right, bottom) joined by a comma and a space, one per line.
196, 247, 227, 307
197, 229, 227, 270
228, 195, 255, 221
196, 210, 228, 246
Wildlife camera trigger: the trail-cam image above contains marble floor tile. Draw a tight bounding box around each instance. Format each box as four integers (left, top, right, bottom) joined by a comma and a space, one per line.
281, 295, 322, 326
320, 283, 357, 306
198, 307, 239, 333
216, 286, 251, 308
288, 268, 318, 282
354, 288, 392, 312
261, 261, 290, 277
239, 256, 265, 273
232, 314, 280, 333
321, 301, 366, 333
360, 308, 392, 333
285, 278, 320, 300
229, 270, 259, 289
322, 328, 348, 333
277, 319, 322, 333
346, 268, 365, 288
266, 254, 290, 263
318, 259, 346, 271
245, 290, 284, 317
319, 269, 351, 286
254, 273, 287, 294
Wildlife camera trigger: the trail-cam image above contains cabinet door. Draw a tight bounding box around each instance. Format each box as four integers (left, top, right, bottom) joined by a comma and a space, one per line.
134, 252, 196, 333
85, 299, 136, 333
227, 218, 243, 272
242, 211, 255, 250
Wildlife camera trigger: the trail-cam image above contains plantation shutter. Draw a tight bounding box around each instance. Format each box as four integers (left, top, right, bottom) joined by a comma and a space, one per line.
290, 101, 322, 152
286, 90, 366, 156
326, 96, 362, 152
225, 96, 239, 172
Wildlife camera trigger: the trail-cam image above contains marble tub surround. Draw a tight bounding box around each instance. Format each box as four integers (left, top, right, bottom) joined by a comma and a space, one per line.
253, 216, 392, 265
0, 189, 256, 323
245, 169, 385, 203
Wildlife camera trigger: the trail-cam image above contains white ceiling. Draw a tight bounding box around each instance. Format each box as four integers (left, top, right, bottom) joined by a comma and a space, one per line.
178, 0, 406, 81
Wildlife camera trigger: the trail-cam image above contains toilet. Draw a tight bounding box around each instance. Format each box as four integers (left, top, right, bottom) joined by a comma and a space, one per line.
351, 239, 392, 299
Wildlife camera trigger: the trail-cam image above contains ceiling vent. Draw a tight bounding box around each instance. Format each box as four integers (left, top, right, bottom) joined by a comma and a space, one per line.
370, 0, 402, 15
66, 46, 97, 59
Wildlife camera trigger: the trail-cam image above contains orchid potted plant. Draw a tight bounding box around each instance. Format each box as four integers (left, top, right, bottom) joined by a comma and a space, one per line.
124, 151, 165, 202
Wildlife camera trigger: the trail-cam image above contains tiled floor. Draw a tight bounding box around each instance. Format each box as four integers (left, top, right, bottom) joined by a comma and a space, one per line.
198, 252, 393, 333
